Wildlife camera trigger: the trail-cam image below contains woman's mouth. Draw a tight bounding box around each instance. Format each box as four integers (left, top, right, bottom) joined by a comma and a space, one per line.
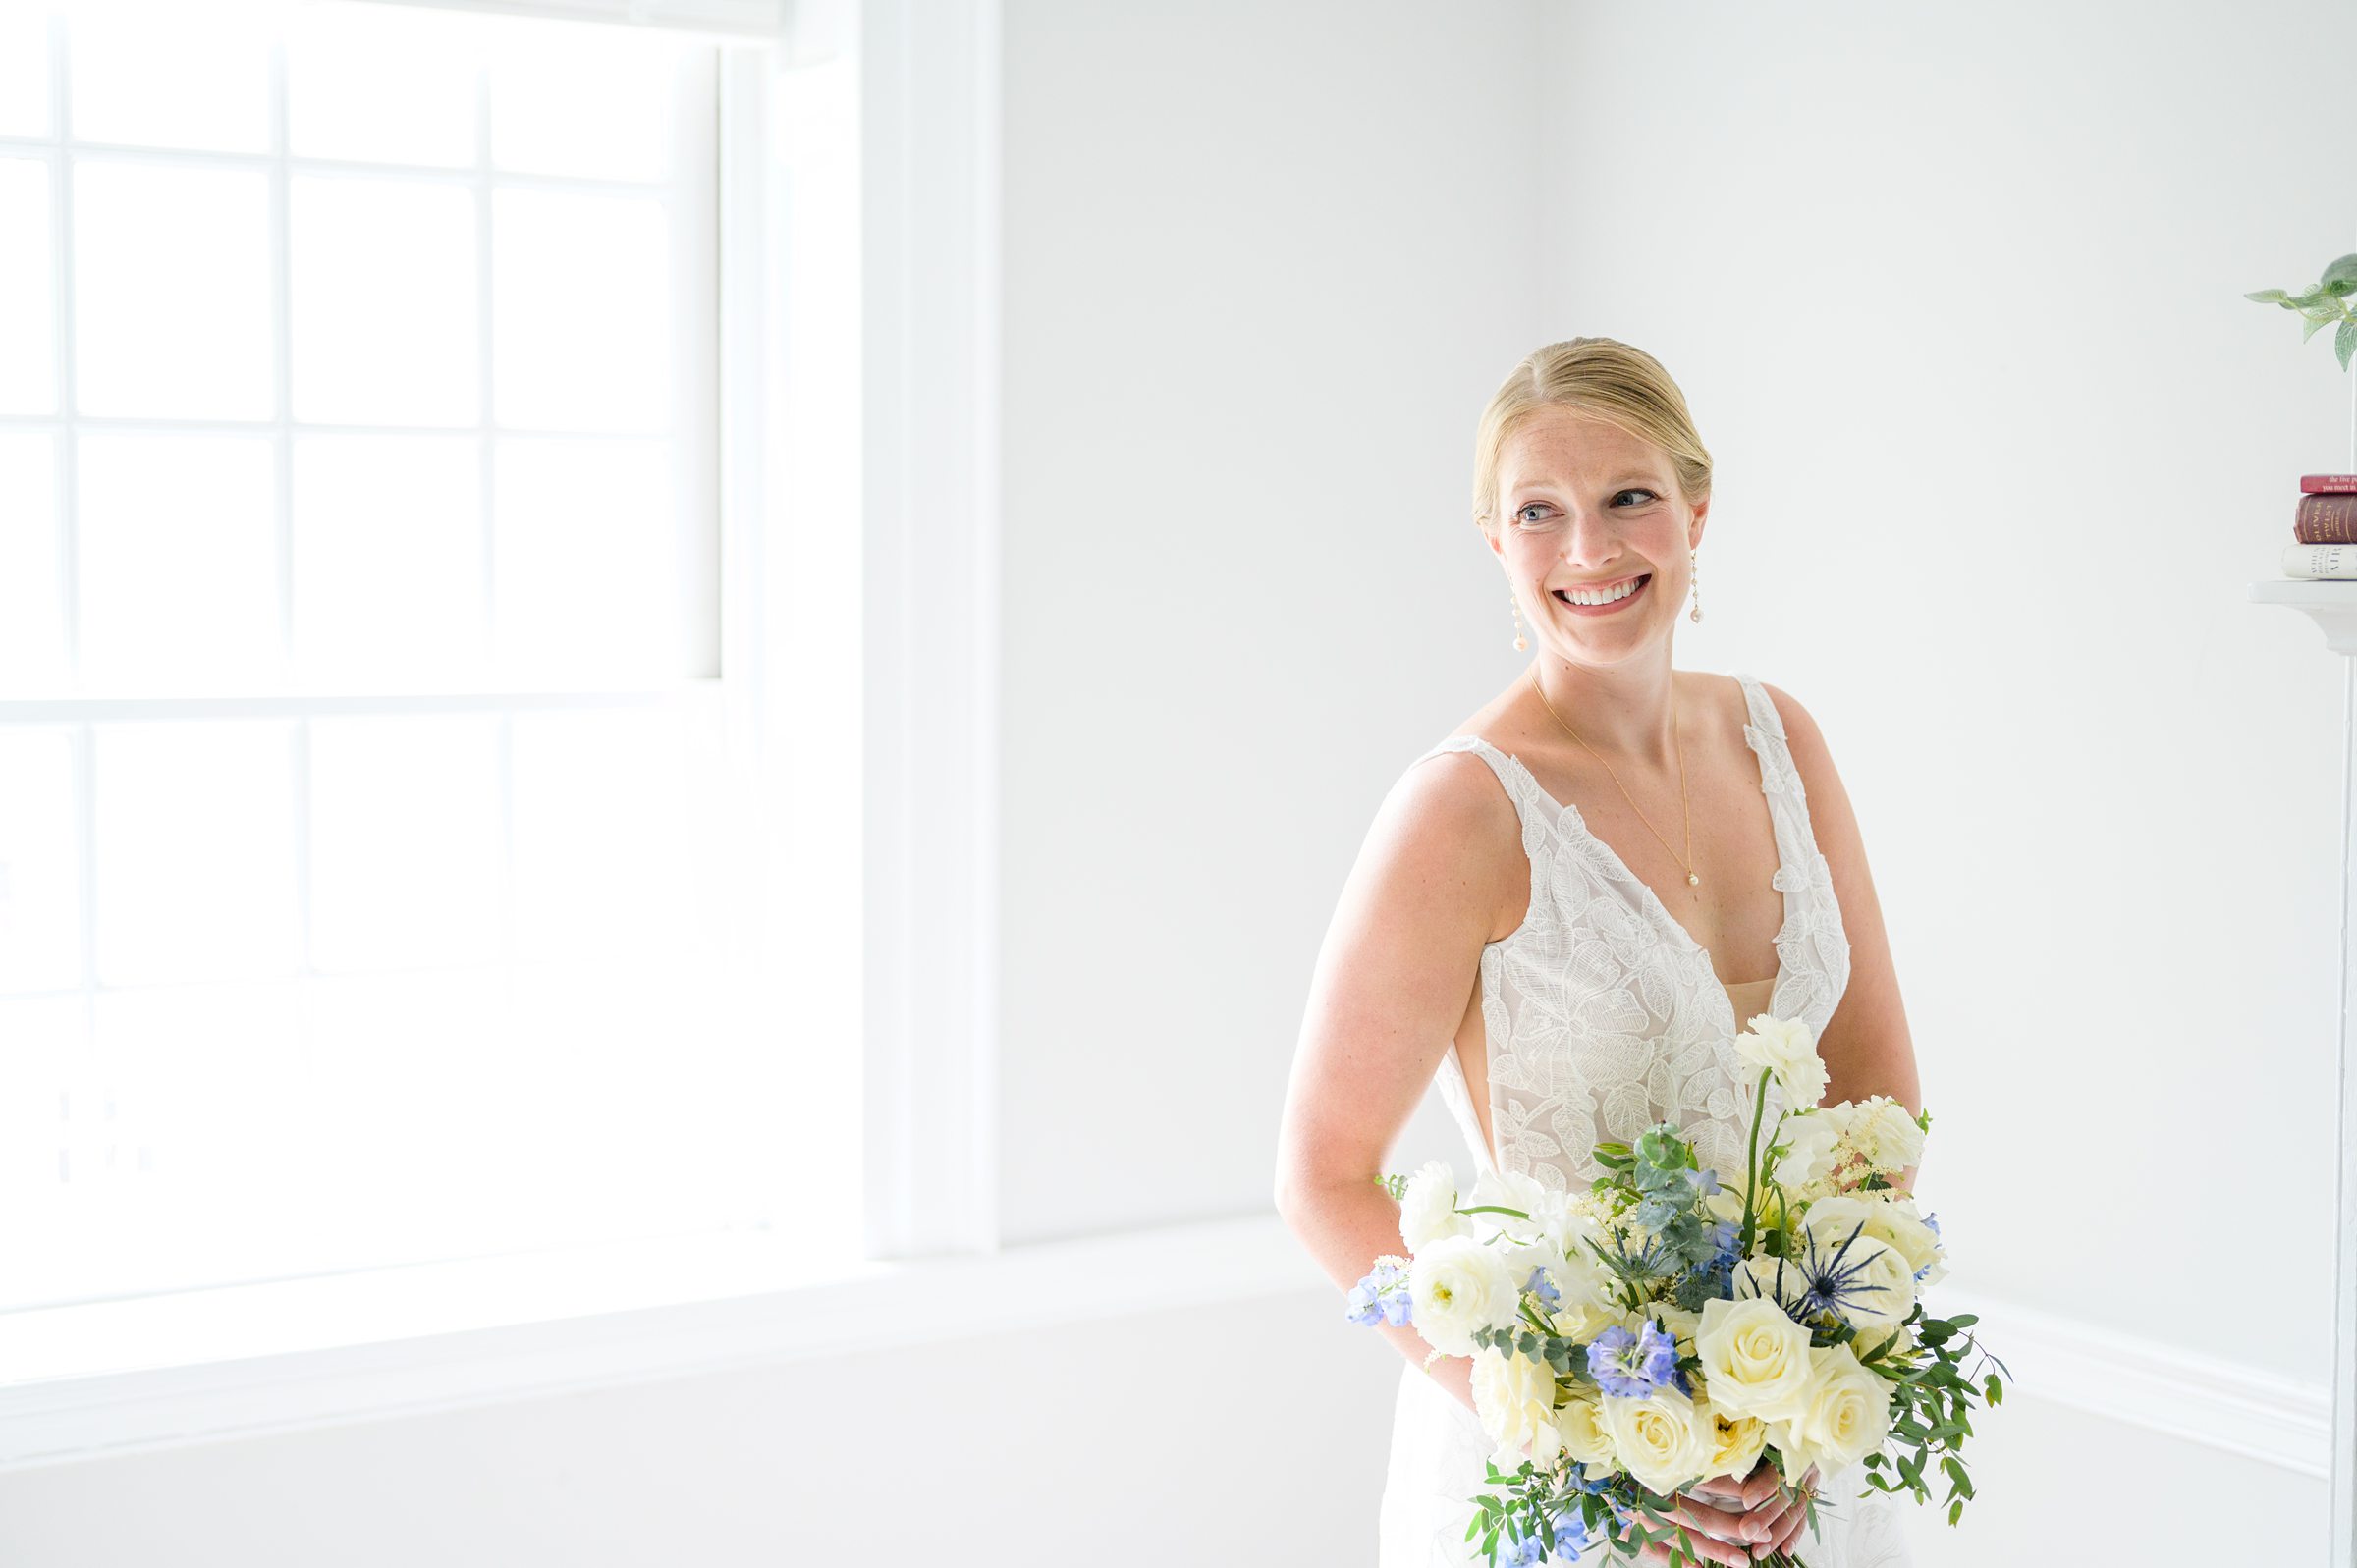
1551, 572, 1651, 616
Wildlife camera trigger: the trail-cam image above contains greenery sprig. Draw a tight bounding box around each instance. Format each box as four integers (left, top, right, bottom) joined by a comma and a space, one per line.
2245, 252, 2357, 371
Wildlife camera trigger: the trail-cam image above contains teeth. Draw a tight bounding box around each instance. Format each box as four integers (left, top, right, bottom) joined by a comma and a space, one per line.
1560, 575, 1643, 606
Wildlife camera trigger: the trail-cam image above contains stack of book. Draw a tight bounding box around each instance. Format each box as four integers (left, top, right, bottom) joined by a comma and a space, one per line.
2284, 475, 2357, 578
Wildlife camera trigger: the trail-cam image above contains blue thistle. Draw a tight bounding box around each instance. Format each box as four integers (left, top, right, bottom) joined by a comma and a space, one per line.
1747, 1219, 1896, 1326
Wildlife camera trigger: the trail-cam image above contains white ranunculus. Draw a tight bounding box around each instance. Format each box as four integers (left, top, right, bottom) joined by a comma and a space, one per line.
1599, 1384, 1716, 1496
1471, 1345, 1564, 1474
1773, 1341, 1892, 1479
1466, 1166, 1551, 1243
1848, 1096, 1927, 1176
1693, 1296, 1817, 1424
1773, 1112, 1841, 1196
1407, 1233, 1520, 1357
1733, 1013, 1829, 1108
1398, 1160, 1471, 1252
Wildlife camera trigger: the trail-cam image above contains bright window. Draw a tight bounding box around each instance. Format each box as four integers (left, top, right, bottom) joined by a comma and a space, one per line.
0, 0, 790, 1315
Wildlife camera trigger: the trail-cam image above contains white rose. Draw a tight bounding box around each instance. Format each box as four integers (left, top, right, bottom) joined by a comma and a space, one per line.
1398, 1160, 1472, 1252
1771, 1341, 1891, 1479
1599, 1384, 1716, 1496
1648, 1301, 1702, 1361
1471, 1345, 1564, 1474
1884, 1195, 1948, 1287
1700, 1407, 1769, 1488
1733, 1013, 1829, 1108
1550, 1297, 1626, 1345
1693, 1296, 1816, 1424
1555, 1389, 1617, 1478
1407, 1233, 1520, 1357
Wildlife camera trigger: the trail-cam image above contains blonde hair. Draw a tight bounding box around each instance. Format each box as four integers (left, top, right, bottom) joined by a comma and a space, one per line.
1469, 338, 1713, 536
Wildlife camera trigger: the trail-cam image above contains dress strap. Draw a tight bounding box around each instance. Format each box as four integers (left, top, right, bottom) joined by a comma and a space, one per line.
1729, 672, 1808, 803
1412, 734, 1535, 817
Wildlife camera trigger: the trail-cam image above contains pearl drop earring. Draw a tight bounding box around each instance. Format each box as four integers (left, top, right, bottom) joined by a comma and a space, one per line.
1510, 590, 1527, 651
1688, 549, 1703, 622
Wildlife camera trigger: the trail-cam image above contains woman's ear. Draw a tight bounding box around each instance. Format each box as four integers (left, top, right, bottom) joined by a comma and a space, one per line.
1687, 498, 1709, 552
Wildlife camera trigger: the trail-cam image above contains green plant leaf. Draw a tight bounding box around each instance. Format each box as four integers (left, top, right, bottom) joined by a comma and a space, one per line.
2323, 252, 2357, 289
2306, 313, 2335, 344
2338, 320, 2356, 372
2245, 288, 2290, 304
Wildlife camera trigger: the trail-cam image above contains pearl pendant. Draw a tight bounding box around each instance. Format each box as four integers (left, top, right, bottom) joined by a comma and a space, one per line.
1686, 872, 1700, 886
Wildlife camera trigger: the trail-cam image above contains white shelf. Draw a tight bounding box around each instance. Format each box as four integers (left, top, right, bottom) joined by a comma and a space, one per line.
2250, 578, 2357, 655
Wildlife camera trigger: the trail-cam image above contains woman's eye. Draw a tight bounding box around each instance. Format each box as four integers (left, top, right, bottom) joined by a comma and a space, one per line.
1515, 503, 1554, 525
1615, 488, 1658, 506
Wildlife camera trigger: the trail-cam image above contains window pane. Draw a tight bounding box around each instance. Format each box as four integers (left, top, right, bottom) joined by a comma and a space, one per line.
0, 728, 81, 994
292, 434, 484, 686
511, 707, 706, 964
486, 20, 681, 184
92, 722, 299, 985
291, 174, 478, 427
0, 432, 66, 692
308, 715, 502, 973
0, 156, 55, 415
0, 995, 92, 1304
77, 432, 280, 692
285, 2, 480, 169
56, 981, 312, 1304
505, 951, 768, 1245
73, 160, 272, 420
0, 4, 51, 140
66, 0, 273, 154
492, 188, 672, 434
292, 968, 525, 1269
494, 437, 679, 681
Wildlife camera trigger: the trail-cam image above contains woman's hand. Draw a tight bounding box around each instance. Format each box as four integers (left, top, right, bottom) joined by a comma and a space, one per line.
1638, 1458, 1819, 1563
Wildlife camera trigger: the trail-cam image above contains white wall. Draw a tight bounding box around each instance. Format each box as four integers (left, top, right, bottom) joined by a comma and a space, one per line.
1527, 0, 2345, 1559
4, 3, 2341, 1563
993, 0, 1547, 1238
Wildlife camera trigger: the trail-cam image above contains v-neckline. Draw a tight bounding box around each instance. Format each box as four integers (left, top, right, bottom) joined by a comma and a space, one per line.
1486, 677, 1794, 1004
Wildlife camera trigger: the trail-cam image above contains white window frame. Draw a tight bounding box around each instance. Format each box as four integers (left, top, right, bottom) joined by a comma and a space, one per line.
0, 0, 1321, 1473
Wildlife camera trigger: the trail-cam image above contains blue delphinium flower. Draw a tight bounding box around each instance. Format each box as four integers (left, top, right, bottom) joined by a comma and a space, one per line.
1343, 1257, 1414, 1327
1585, 1317, 1684, 1397
1503, 1533, 1547, 1567
1693, 1166, 1722, 1197
1914, 1211, 1944, 1281
1548, 1508, 1593, 1560
1526, 1264, 1562, 1311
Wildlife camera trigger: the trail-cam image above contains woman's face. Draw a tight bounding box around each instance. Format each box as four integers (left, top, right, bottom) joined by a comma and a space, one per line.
1488, 405, 1705, 669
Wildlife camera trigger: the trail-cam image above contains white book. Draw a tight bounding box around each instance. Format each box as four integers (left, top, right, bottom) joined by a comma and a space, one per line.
2283, 543, 2357, 579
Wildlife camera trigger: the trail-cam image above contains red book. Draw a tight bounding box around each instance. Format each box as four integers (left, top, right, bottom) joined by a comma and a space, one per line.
2297, 492, 2357, 543
2301, 474, 2357, 493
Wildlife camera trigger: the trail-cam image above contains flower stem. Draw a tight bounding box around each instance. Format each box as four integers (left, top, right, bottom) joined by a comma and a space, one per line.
1739, 1068, 1772, 1256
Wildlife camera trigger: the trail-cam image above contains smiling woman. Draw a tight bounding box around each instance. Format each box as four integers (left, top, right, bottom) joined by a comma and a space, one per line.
1274, 338, 1921, 1567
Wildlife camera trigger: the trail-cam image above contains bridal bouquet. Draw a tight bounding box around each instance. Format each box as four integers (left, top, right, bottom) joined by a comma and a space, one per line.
1344, 1015, 2007, 1567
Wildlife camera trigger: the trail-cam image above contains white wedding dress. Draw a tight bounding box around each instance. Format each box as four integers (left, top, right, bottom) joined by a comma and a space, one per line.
1377, 672, 1913, 1567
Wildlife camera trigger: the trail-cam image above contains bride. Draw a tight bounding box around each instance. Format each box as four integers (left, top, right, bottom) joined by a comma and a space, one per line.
1274, 338, 1921, 1566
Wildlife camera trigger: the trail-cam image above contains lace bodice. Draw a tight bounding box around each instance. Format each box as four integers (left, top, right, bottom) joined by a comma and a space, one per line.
1413, 671, 1852, 1193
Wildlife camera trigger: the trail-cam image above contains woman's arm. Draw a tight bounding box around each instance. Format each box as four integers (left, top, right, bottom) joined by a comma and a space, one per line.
1762, 681, 1924, 1192
1274, 749, 1525, 1417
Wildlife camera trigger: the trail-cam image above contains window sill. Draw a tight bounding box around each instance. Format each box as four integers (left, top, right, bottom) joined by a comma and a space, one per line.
0, 1211, 1323, 1472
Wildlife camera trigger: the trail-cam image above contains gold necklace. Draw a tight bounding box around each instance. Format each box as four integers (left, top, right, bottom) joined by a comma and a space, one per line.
1524, 666, 1700, 889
